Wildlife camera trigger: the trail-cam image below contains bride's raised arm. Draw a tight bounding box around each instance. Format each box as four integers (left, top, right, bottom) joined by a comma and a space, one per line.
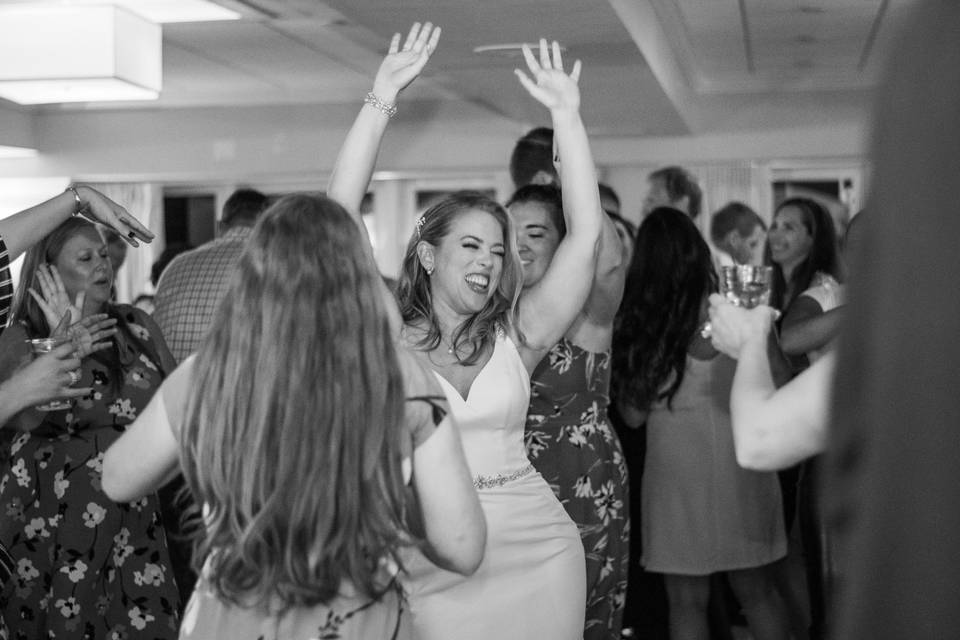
326, 22, 440, 231
513, 39, 604, 365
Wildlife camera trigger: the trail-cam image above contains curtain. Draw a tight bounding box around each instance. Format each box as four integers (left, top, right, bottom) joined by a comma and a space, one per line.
84, 182, 163, 303
686, 162, 771, 248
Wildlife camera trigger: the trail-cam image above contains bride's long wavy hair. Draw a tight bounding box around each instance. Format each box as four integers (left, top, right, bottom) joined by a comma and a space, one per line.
395, 191, 523, 364
181, 194, 408, 607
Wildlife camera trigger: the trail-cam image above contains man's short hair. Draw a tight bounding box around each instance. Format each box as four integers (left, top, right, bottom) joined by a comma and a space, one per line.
509, 127, 557, 188
710, 201, 765, 246
650, 166, 703, 219
221, 188, 269, 228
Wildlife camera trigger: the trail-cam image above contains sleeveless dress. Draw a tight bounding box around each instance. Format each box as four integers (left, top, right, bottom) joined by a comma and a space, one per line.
0, 308, 180, 639
402, 331, 586, 640
137, 356, 445, 640
642, 354, 786, 575
178, 396, 447, 640
525, 338, 629, 639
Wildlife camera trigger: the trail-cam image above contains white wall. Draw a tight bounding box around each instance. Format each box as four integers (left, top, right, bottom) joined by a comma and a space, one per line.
0, 98, 871, 276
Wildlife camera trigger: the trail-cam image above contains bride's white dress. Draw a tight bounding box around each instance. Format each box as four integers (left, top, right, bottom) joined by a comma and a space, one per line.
402, 331, 586, 640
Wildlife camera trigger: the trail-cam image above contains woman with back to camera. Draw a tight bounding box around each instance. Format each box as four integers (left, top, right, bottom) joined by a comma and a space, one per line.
612, 207, 791, 640
326, 27, 604, 639
0, 216, 180, 638
508, 179, 630, 638
101, 24, 484, 640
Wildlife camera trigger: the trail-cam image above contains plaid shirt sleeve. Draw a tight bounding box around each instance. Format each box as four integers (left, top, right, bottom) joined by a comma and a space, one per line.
0, 235, 12, 330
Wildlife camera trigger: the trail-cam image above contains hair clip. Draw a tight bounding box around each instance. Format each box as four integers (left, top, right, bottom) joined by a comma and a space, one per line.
415, 214, 427, 238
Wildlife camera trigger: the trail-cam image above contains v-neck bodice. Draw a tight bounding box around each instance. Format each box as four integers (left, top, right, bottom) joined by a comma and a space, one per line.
432, 332, 532, 478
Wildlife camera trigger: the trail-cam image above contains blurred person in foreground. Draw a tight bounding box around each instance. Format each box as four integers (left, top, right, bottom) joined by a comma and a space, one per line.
707, 4, 960, 636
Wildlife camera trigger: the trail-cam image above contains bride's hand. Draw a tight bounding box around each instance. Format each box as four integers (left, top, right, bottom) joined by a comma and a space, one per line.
371, 22, 441, 105
514, 38, 582, 114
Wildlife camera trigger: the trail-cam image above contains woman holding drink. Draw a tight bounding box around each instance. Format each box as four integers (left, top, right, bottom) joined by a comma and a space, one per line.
0, 216, 180, 639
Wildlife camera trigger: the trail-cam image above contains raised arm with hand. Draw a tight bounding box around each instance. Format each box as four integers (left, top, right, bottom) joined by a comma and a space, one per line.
0, 185, 153, 260
326, 22, 440, 220
513, 39, 604, 364
708, 294, 831, 471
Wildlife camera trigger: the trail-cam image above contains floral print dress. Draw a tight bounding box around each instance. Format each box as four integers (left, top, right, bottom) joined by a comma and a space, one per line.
524, 338, 630, 640
0, 307, 180, 639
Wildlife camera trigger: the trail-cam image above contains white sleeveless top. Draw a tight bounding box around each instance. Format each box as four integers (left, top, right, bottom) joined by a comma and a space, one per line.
432, 331, 532, 480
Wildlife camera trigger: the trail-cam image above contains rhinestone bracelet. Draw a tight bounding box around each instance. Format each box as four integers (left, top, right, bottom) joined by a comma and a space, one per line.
363, 92, 397, 118
65, 185, 84, 216
473, 463, 536, 490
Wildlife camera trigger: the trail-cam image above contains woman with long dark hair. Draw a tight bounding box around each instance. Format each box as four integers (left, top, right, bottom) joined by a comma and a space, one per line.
767, 197, 843, 369
612, 207, 790, 640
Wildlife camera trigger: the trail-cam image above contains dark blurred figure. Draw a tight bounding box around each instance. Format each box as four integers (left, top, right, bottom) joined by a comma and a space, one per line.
828, 3, 960, 638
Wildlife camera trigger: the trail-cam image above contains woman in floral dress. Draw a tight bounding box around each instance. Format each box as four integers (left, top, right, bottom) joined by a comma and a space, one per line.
510, 183, 631, 639
0, 217, 180, 639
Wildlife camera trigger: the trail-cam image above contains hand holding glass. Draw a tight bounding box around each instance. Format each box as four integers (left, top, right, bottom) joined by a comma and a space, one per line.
27, 338, 74, 411
702, 266, 774, 338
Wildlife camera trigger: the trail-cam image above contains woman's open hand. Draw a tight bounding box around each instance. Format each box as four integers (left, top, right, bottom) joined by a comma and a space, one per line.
515, 38, 582, 114
371, 22, 441, 105
55, 313, 117, 359
30, 264, 83, 331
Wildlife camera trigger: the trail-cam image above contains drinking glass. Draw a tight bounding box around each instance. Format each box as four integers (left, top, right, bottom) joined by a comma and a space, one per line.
719, 265, 773, 308
701, 265, 774, 339
27, 337, 73, 411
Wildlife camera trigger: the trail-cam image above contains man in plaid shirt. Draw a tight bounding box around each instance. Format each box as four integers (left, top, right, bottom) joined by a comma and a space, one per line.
153, 188, 268, 363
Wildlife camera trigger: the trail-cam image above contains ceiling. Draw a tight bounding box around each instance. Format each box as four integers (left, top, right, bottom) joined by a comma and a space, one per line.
0, 0, 921, 141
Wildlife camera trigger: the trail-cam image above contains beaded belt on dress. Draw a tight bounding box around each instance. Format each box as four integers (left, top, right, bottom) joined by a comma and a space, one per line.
473, 463, 536, 490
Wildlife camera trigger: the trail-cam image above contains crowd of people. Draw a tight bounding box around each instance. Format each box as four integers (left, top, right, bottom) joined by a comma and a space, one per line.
1, 3, 959, 639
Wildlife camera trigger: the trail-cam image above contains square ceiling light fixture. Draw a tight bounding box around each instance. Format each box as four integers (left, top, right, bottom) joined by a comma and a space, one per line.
54, 0, 242, 24
0, 5, 162, 105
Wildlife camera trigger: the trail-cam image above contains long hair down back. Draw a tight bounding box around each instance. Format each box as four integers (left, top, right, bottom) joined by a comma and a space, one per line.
396, 191, 523, 365
612, 207, 717, 410
181, 194, 408, 607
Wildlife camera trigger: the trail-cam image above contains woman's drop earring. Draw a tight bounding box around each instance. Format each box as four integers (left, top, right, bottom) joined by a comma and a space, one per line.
425, 265, 434, 276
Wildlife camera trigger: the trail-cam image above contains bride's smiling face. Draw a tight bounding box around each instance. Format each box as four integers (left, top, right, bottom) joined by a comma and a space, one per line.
429, 209, 506, 315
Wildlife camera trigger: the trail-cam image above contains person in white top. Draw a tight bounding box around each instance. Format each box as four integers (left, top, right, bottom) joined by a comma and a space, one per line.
326, 25, 605, 638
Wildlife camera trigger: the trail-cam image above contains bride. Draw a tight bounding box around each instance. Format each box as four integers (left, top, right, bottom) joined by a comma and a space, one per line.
327, 23, 605, 639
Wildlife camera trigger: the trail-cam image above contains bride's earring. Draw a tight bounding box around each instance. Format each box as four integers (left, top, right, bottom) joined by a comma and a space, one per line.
425, 265, 435, 276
